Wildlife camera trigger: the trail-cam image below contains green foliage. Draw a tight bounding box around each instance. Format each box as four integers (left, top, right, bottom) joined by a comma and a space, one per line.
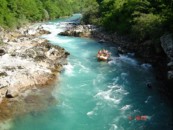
82, 0, 173, 41
0, 0, 83, 28
82, 0, 100, 24
132, 13, 164, 41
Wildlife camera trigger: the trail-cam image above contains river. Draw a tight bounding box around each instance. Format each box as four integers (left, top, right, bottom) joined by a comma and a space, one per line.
3, 14, 172, 130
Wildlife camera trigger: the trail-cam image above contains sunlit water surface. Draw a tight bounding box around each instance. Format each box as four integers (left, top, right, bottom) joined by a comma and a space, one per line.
3, 14, 172, 130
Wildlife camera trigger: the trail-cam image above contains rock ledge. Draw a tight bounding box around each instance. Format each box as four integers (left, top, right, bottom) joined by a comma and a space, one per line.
0, 24, 69, 101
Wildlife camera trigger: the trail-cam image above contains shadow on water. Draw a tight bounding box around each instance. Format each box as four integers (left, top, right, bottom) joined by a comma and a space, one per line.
0, 83, 58, 129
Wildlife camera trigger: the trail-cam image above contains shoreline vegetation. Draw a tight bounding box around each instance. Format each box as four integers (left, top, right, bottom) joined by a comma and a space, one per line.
0, 0, 83, 29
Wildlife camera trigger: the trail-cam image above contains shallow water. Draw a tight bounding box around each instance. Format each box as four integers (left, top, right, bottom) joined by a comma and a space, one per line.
5, 14, 172, 130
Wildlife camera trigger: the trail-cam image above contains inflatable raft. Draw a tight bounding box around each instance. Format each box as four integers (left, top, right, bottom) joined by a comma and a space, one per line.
97, 49, 111, 61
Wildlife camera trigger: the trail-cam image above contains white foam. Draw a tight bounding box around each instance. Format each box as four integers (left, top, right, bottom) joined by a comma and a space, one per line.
87, 106, 99, 117
109, 124, 118, 130
107, 84, 128, 96
119, 54, 138, 65
133, 109, 141, 113
93, 74, 106, 85
41, 23, 66, 44
112, 77, 119, 84
95, 89, 121, 104
120, 72, 128, 82
87, 111, 94, 116
121, 72, 128, 77
120, 105, 132, 111
141, 63, 152, 69
64, 63, 74, 76
108, 57, 118, 65
127, 53, 135, 57
145, 96, 152, 103
61, 101, 73, 109
78, 62, 89, 73
108, 84, 120, 89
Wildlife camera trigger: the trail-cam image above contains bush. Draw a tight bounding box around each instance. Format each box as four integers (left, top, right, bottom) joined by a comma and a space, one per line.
131, 13, 164, 41
4, 13, 17, 28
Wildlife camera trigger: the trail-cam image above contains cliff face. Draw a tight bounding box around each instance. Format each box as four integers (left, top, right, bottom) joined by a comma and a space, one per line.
160, 34, 173, 97
160, 34, 173, 80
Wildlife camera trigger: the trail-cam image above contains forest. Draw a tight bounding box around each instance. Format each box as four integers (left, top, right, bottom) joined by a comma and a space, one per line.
82, 0, 173, 42
0, 0, 173, 42
0, 0, 86, 29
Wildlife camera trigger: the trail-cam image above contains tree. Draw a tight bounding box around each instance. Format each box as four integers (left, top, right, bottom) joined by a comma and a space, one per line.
0, 0, 84, 28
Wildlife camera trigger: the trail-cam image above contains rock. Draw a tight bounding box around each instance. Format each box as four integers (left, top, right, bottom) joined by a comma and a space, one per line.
0, 48, 5, 56
0, 23, 70, 122
117, 47, 126, 54
0, 26, 4, 32
23, 49, 36, 58
0, 72, 7, 77
160, 34, 173, 60
38, 29, 51, 35
59, 31, 74, 36
98, 39, 106, 43
168, 71, 173, 80
27, 29, 37, 35
3, 39, 9, 43
5, 89, 19, 98
167, 62, 173, 67
58, 24, 95, 38
160, 34, 173, 81
65, 51, 70, 56
0, 23, 69, 102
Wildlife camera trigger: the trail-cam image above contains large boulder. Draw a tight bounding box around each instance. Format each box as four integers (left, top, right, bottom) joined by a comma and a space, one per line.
168, 71, 173, 80
5, 89, 19, 98
59, 31, 71, 36
160, 34, 173, 80
38, 29, 51, 35
167, 62, 173, 69
160, 34, 173, 60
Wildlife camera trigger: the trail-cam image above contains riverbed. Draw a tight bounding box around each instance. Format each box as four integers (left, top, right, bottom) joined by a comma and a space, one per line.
1, 14, 172, 130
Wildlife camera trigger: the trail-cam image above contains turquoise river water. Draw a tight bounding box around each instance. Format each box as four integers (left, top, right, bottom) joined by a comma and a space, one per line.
4, 14, 173, 130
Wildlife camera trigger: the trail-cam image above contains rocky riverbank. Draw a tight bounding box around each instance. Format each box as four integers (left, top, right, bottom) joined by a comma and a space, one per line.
59, 24, 173, 97
0, 24, 69, 121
